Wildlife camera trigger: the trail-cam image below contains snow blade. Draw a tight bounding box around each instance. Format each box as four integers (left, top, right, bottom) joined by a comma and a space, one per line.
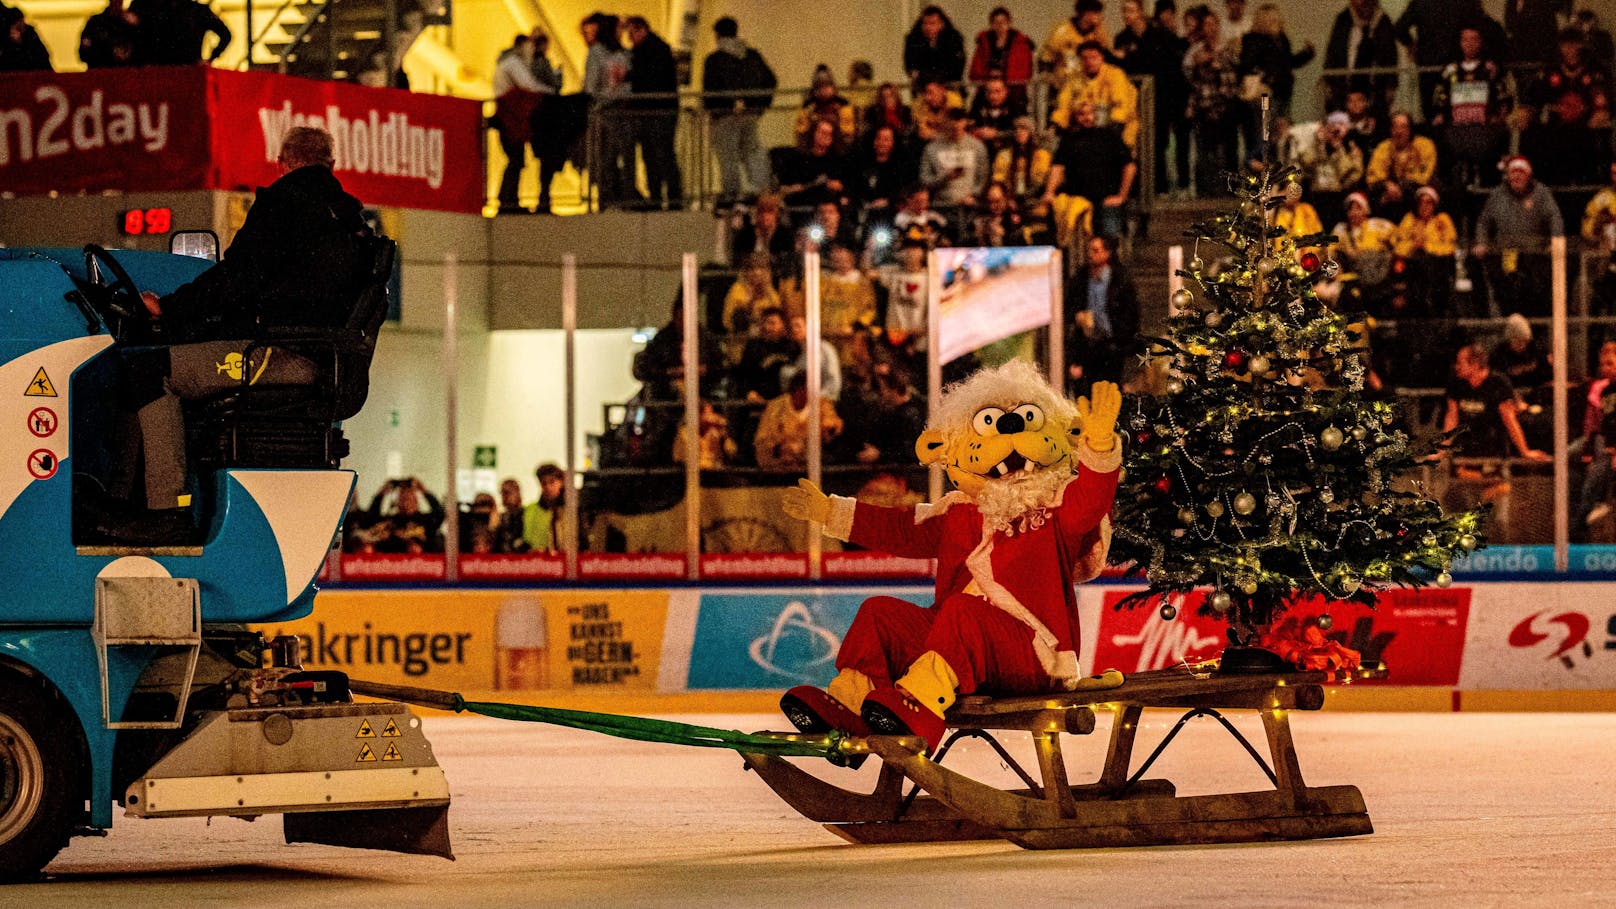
283, 805, 454, 860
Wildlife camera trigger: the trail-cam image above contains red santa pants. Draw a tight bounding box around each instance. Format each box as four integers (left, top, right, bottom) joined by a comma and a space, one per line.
834, 594, 1051, 696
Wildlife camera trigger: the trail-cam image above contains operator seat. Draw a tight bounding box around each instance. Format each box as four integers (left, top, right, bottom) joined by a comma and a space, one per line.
185, 235, 396, 472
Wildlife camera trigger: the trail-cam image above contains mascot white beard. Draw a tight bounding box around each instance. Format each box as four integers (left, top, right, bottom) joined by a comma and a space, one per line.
971, 463, 1076, 534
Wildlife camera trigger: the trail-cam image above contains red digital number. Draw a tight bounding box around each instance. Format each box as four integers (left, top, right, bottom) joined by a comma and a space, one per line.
122, 209, 144, 235
144, 208, 171, 234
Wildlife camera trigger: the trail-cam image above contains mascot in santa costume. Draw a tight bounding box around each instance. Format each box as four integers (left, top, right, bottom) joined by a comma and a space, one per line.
780, 360, 1124, 750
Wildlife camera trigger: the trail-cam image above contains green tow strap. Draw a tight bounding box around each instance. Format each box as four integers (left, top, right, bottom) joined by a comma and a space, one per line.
349, 679, 843, 759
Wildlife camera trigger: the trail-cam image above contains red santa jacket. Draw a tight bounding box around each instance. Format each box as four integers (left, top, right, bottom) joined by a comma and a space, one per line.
824, 442, 1120, 687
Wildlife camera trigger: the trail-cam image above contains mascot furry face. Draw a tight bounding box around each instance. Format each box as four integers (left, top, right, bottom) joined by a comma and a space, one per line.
915, 360, 1090, 501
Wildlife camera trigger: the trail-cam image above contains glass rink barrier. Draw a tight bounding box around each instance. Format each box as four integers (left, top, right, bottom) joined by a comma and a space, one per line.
330, 245, 1070, 584
327, 242, 1616, 585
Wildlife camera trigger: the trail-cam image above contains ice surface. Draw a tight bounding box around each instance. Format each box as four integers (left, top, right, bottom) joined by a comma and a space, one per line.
14, 712, 1616, 907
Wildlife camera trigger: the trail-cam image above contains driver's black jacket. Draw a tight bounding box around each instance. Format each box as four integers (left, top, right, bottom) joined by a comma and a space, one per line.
160, 165, 371, 341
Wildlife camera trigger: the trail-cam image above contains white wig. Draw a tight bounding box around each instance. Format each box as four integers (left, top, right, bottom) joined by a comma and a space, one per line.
928, 359, 1076, 439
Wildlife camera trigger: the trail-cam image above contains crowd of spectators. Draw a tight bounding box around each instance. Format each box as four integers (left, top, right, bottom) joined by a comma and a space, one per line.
0, 0, 231, 72
341, 466, 571, 555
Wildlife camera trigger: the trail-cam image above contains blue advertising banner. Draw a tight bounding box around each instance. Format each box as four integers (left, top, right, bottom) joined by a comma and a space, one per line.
687, 589, 927, 689
1451, 545, 1616, 576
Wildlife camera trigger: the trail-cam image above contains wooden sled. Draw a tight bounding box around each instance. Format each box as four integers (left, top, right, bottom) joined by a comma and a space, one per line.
743, 665, 1382, 849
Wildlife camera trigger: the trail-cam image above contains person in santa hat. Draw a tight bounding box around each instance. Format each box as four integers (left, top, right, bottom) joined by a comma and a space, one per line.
778, 360, 1123, 750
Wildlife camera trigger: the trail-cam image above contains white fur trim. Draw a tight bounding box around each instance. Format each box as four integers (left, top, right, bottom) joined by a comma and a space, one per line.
1075, 435, 1123, 473
915, 490, 970, 523
824, 495, 857, 541
964, 531, 1079, 682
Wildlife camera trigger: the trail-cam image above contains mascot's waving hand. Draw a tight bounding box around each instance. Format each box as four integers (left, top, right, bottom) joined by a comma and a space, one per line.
780, 360, 1124, 751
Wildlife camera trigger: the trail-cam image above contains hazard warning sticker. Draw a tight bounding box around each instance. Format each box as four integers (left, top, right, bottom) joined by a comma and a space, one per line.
381, 718, 401, 737
381, 743, 402, 761
25, 368, 56, 397
27, 449, 57, 481
27, 407, 56, 438
357, 743, 377, 763
356, 719, 376, 738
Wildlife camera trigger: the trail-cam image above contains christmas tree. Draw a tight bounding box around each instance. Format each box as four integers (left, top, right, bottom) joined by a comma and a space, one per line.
1109, 164, 1483, 659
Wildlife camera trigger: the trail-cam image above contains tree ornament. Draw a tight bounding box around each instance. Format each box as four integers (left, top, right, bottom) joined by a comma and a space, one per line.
1191, 256, 1204, 272
1171, 287, 1194, 310
1206, 500, 1225, 518
1239, 578, 1259, 595
1153, 476, 1173, 494
1166, 379, 1185, 395
1223, 349, 1249, 372
1351, 426, 1367, 441
1317, 613, 1334, 631
1285, 181, 1303, 203
1210, 591, 1232, 612
1435, 571, 1453, 588
1256, 256, 1279, 276
1460, 534, 1478, 551
1204, 311, 1223, 327
1319, 486, 1334, 504
1285, 369, 1305, 386
1300, 251, 1322, 272
1320, 427, 1344, 450
1160, 602, 1178, 621
1233, 492, 1256, 515
1178, 507, 1196, 525
1249, 355, 1271, 376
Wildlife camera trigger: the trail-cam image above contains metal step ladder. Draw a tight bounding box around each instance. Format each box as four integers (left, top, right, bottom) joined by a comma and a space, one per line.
93, 576, 201, 730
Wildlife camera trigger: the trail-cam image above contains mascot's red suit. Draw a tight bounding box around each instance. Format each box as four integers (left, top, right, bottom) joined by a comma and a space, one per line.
780, 361, 1124, 749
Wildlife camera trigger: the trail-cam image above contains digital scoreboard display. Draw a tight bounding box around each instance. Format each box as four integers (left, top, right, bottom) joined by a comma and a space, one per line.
118, 207, 173, 236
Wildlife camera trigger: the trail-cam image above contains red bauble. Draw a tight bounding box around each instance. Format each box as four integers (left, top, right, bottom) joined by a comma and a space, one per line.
1137, 428, 1154, 445
1153, 476, 1173, 494
1300, 251, 1321, 272
1223, 349, 1249, 371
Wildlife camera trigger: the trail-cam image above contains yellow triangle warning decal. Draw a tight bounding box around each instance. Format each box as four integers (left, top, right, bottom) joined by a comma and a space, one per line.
357, 743, 377, 763
25, 368, 56, 398
356, 720, 375, 738
381, 742, 402, 762
381, 719, 401, 737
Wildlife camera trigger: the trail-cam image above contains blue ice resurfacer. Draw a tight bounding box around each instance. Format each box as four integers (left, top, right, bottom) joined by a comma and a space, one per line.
0, 238, 451, 879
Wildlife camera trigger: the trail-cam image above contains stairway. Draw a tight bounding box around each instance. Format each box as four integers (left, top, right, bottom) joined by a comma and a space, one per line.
249, 0, 432, 83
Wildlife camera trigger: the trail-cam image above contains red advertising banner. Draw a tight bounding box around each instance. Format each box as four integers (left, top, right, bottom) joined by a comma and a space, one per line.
459, 553, 567, 581
821, 552, 936, 578
0, 67, 483, 214
206, 69, 482, 213
0, 67, 210, 193
1090, 587, 1471, 685
338, 553, 446, 581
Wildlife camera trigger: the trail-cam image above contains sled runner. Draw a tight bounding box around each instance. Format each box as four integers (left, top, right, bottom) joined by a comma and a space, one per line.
743, 663, 1383, 849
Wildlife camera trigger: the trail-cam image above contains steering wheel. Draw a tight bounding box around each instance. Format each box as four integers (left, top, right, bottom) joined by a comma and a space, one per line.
82, 243, 143, 324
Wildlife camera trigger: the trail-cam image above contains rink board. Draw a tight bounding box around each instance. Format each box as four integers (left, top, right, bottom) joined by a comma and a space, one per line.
266, 582, 1616, 705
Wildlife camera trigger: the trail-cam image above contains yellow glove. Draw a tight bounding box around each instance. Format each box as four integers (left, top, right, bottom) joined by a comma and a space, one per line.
1077, 381, 1121, 452
781, 478, 831, 524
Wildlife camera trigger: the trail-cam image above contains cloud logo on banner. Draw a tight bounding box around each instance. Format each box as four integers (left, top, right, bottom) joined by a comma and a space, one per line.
1508, 610, 1594, 668
748, 600, 840, 682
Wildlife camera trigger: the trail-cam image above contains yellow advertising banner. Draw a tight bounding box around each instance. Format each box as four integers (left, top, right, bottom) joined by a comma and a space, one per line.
255, 589, 670, 693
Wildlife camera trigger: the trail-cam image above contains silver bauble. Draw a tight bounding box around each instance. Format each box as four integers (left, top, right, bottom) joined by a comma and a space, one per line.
1206, 500, 1225, 518
1317, 613, 1334, 631
1436, 571, 1453, 588
1256, 256, 1279, 276
1320, 427, 1344, 450
1160, 603, 1178, 621
1460, 534, 1477, 551
1171, 287, 1194, 310
1233, 492, 1257, 515
1210, 591, 1233, 612
1250, 355, 1271, 375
